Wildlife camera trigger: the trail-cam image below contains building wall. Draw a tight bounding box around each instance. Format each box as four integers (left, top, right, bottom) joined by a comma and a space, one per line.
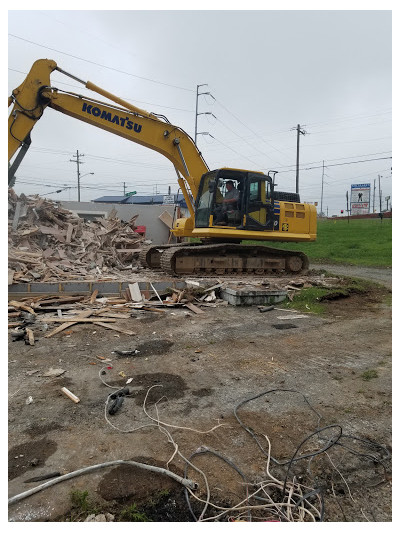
60, 201, 179, 244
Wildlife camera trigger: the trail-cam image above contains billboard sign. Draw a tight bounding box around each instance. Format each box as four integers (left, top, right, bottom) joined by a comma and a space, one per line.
351, 183, 370, 215
162, 195, 175, 205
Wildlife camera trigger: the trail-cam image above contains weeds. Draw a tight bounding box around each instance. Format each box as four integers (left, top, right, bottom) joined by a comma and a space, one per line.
69, 490, 100, 521
119, 503, 150, 522
361, 369, 378, 381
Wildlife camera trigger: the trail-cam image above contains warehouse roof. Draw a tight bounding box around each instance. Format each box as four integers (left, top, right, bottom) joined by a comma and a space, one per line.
92, 194, 187, 207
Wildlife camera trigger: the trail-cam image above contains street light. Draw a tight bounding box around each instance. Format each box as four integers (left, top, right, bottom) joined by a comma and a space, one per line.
77, 172, 94, 202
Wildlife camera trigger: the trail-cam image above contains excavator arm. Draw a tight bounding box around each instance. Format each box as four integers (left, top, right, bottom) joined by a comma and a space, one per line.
8, 59, 208, 214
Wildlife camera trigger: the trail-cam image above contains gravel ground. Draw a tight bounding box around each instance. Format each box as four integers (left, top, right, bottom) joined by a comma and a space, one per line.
311, 263, 392, 289
8, 270, 392, 522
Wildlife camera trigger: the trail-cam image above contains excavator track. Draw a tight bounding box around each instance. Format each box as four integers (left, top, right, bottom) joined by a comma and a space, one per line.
157, 243, 309, 276
139, 242, 200, 270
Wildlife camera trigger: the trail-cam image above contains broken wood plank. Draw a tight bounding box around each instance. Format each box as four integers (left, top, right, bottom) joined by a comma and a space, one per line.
66, 223, 74, 244
8, 301, 36, 315
95, 312, 131, 319
185, 302, 205, 314
41, 317, 116, 323
33, 296, 85, 307
95, 322, 136, 335
90, 289, 99, 304
12, 201, 23, 230
38, 226, 67, 237
139, 307, 166, 314
44, 309, 94, 338
158, 210, 174, 229
25, 328, 35, 346
61, 387, 80, 403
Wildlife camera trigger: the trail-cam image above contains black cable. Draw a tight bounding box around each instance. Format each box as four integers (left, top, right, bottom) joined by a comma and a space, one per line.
292, 488, 325, 522
9, 94, 44, 145
281, 425, 342, 506
183, 447, 250, 522
234, 389, 324, 466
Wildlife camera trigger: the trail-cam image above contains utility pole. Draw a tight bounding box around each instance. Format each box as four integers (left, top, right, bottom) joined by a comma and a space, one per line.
320, 160, 324, 217
195, 84, 215, 145
378, 174, 382, 213
295, 124, 306, 194
69, 150, 85, 202
123, 182, 127, 195
373, 179, 376, 213
326, 206, 329, 218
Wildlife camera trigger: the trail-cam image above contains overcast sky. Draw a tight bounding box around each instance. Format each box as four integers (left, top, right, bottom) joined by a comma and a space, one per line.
8, 6, 392, 215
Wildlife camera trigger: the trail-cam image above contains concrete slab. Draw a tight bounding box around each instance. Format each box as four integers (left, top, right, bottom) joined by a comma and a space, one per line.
221, 286, 287, 306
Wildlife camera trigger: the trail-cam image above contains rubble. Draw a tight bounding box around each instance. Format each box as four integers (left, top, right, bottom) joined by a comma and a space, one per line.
8, 190, 145, 284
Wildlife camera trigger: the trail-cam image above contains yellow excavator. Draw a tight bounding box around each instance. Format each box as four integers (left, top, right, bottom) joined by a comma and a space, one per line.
8, 59, 317, 276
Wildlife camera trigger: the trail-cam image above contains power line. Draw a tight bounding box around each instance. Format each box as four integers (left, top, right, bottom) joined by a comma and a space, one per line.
9, 33, 194, 92
276, 156, 392, 174
304, 109, 392, 128
300, 136, 392, 148
9, 67, 193, 113
212, 96, 289, 164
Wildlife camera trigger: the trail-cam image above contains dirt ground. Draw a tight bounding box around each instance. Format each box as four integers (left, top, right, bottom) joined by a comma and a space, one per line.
8, 267, 392, 522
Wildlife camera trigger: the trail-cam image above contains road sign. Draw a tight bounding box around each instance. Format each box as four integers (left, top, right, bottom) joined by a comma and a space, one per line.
125, 191, 137, 197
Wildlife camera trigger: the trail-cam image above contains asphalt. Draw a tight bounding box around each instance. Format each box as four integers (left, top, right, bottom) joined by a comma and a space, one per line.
310, 263, 392, 289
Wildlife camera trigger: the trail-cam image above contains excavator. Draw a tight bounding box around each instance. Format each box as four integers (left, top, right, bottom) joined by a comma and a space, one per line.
8, 59, 317, 276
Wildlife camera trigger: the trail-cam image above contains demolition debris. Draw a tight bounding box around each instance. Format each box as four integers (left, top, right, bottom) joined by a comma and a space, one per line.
8, 190, 144, 284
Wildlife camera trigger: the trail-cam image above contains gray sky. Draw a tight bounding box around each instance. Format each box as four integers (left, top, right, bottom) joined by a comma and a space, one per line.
8, 7, 392, 215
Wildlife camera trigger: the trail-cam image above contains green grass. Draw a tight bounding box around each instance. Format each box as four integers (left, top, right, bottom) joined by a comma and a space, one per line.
119, 504, 151, 522
245, 218, 392, 267
69, 490, 100, 520
361, 369, 379, 381
282, 277, 374, 315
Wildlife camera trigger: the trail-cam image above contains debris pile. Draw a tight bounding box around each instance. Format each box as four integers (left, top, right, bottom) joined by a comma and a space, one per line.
8, 190, 145, 284
7, 281, 222, 341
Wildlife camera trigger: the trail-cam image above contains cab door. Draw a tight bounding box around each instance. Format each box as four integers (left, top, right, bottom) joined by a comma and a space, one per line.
245, 174, 274, 231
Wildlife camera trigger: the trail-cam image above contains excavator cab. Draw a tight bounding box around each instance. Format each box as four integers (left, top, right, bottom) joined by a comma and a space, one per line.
194, 168, 275, 231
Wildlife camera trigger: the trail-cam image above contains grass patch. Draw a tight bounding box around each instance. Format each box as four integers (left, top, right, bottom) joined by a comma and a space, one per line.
244, 218, 392, 267
283, 287, 328, 314
70, 490, 91, 513
361, 369, 378, 381
69, 490, 100, 520
282, 277, 373, 314
119, 503, 151, 522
